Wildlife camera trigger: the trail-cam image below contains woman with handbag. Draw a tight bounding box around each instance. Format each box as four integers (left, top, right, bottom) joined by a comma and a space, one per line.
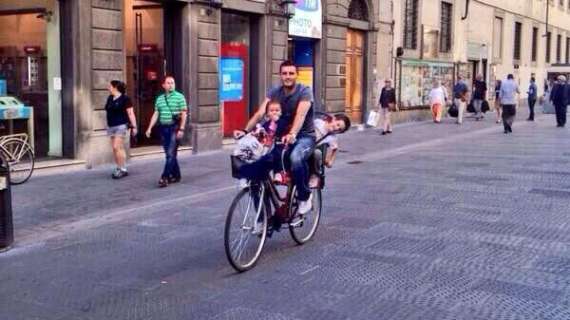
145, 76, 188, 188
378, 79, 396, 135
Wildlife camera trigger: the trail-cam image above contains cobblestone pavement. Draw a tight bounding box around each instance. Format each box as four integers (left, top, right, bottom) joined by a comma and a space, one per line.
3, 109, 570, 320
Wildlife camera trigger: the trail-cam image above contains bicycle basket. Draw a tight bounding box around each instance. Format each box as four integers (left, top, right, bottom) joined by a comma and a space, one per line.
230, 155, 246, 179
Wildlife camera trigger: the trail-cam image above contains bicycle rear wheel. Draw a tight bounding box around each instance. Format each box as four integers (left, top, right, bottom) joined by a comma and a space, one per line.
224, 185, 268, 272
289, 187, 322, 245
3, 139, 34, 185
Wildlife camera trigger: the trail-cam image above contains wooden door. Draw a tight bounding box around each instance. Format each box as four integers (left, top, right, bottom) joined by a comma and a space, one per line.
345, 29, 364, 123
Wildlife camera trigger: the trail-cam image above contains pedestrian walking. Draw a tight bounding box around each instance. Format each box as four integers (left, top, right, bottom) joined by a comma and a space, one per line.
145, 76, 188, 188
105, 80, 137, 179
453, 75, 469, 124
550, 75, 568, 128
429, 80, 447, 123
493, 80, 502, 123
499, 74, 520, 134
527, 77, 538, 121
378, 79, 396, 134
472, 74, 487, 121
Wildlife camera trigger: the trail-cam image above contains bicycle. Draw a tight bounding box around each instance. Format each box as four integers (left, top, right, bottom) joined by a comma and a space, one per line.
0, 133, 35, 185
224, 142, 327, 272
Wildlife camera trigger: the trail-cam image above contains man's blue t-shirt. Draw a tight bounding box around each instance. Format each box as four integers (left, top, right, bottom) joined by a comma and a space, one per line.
266, 83, 315, 137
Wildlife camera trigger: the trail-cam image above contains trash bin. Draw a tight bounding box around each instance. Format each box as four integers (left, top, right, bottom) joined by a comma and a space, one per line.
0, 154, 13, 252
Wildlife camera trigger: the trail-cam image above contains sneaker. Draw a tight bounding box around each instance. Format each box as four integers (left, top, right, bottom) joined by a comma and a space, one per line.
158, 178, 168, 188
112, 168, 128, 179
298, 193, 313, 215
168, 176, 181, 184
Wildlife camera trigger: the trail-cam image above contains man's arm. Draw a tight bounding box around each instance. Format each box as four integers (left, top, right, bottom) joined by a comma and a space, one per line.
145, 111, 159, 138
176, 108, 188, 139
284, 100, 311, 143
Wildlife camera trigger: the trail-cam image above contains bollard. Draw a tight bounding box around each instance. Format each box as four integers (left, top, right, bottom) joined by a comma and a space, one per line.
0, 155, 13, 252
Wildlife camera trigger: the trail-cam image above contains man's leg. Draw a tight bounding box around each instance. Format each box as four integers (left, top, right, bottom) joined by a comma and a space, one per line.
474, 99, 482, 119
163, 126, 177, 180
171, 137, 181, 180
562, 104, 568, 127
528, 98, 535, 120
555, 104, 563, 126
456, 99, 465, 124
289, 136, 316, 202
160, 126, 172, 179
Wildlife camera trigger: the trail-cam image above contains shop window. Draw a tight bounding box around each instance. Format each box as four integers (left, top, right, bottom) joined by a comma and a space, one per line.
348, 0, 369, 21
403, 0, 419, 50
0, 1, 62, 158
532, 27, 538, 62
439, 2, 452, 53
513, 22, 522, 61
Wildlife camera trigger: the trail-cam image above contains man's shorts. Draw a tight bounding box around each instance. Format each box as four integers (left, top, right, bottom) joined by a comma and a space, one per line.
107, 124, 128, 137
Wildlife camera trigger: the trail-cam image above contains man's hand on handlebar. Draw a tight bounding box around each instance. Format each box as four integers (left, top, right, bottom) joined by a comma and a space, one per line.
281, 133, 296, 145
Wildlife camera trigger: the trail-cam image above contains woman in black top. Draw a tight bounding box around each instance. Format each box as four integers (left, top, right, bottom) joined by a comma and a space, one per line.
378, 79, 396, 135
105, 80, 137, 179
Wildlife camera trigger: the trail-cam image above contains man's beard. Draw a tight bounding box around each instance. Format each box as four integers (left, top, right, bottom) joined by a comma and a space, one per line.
282, 81, 295, 90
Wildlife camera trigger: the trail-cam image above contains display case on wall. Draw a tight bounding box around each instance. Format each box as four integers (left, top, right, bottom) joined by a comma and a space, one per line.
399, 59, 454, 109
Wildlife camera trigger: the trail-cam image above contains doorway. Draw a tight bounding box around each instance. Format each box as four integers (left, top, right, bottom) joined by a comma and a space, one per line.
345, 29, 364, 123
125, 1, 165, 146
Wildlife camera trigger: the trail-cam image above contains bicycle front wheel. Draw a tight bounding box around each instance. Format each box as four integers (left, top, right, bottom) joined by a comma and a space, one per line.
289, 187, 322, 245
224, 185, 268, 272
4, 139, 34, 185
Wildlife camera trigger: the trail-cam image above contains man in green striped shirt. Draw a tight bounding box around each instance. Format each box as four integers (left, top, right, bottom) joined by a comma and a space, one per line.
145, 76, 188, 187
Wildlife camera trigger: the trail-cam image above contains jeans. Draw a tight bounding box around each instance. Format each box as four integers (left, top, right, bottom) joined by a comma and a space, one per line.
555, 103, 567, 127
473, 99, 483, 119
528, 98, 536, 120
290, 136, 316, 201
160, 125, 181, 180
238, 145, 285, 181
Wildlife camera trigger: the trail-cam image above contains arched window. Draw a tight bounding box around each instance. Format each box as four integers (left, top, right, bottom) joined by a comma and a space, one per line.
348, 0, 369, 21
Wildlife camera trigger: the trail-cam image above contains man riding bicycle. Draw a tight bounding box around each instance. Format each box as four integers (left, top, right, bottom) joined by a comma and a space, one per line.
234, 60, 315, 215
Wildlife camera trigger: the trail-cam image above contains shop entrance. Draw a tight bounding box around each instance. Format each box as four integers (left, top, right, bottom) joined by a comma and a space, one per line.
345, 29, 364, 123
220, 12, 262, 138
125, 1, 165, 146
0, 0, 63, 158
288, 38, 316, 91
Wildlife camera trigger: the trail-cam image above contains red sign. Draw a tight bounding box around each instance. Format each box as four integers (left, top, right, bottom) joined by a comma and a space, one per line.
23, 46, 41, 54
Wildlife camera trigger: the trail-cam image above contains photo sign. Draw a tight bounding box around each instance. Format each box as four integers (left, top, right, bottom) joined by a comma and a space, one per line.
288, 0, 322, 39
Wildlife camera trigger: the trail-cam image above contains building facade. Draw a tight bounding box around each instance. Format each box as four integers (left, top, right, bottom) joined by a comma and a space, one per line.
377, 0, 570, 112
0, 0, 379, 166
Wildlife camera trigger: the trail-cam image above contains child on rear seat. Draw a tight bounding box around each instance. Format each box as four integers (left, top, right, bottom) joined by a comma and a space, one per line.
309, 113, 351, 188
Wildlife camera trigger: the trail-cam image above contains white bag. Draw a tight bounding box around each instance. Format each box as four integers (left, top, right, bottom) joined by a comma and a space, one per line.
366, 110, 379, 127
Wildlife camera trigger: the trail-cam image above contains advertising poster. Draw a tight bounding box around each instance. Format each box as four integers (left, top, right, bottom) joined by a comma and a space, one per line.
289, 0, 322, 39
219, 58, 244, 102
297, 66, 314, 88
401, 60, 454, 108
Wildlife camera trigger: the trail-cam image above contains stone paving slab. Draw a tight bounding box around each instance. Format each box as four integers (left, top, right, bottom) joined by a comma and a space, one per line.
3, 109, 570, 319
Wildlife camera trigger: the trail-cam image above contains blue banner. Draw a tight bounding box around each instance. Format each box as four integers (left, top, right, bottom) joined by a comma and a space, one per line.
219, 58, 244, 102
